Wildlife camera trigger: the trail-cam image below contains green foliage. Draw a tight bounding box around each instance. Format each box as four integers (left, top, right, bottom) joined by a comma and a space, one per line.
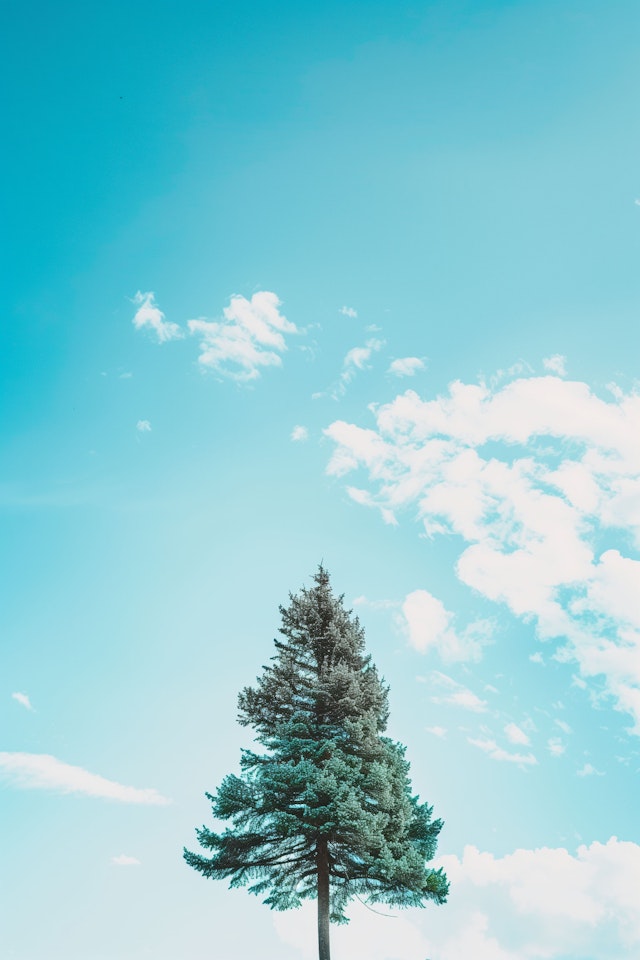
184, 566, 449, 923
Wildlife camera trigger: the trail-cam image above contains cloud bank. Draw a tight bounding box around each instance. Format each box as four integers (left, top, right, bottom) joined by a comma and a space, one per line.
325, 373, 640, 732
274, 837, 640, 960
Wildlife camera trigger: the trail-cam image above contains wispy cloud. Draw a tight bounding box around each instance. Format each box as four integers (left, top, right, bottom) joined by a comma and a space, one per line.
548, 737, 566, 757
11, 692, 33, 711
131, 292, 183, 343
504, 722, 530, 746
291, 425, 308, 442
325, 371, 640, 733
468, 736, 538, 766
136, 419, 152, 433
188, 292, 297, 382
577, 762, 604, 777
426, 725, 447, 737
429, 672, 488, 712
111, 854, 141, 866
317, 338, 385, 400
0, 753, 171, 805
388, 357, 425, 378
339, 305, 357, 318
543, 354, 567, 376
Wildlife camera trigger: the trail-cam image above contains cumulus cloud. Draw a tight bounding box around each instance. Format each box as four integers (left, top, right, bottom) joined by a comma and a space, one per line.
388, 357, 425, 377
339, 306, 358, 318
324, 373, 640, 733
275, 838, 640, 960
291, 425, 308, 442
188, 291, 297, 381
11, 692, 33, 710
131, 292, 183, 343
401, 589, 490, 662
136, 419, 152, 433
0, 753, 171, 805
111, 854, 141, 866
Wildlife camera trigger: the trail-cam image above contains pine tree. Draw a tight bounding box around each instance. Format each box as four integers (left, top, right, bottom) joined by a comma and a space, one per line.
184, 566, 448, 960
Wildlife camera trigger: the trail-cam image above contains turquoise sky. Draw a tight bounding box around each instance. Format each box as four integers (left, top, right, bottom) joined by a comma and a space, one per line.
2, 2, 640, 958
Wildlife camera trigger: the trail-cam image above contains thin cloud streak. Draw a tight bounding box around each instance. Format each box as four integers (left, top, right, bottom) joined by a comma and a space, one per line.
0, 752, 171, 805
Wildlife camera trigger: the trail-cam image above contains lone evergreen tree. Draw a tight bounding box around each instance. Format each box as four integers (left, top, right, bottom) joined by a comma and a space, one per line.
184, 567, 448, 960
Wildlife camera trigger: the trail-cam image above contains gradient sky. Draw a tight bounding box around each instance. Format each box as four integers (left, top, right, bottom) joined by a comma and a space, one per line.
2, 2, 640, 958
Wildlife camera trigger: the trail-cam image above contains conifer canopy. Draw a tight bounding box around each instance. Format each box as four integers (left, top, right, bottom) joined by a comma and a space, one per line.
184, 566, 448, 957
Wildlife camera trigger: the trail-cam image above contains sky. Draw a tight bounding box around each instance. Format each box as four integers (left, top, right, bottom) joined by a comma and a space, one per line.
2, 1, 640, 957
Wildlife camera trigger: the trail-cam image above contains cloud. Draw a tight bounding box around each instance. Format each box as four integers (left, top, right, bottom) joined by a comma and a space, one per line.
342, 338, 384, 383
388, 357, 426, 377
430, 672, 488, 712
188, 291, 297, 382
275, 838, 640, 960
111, 854, 141, 866
543, 354, 567, 376
468, 737, 538, 766
547, 737, 566, 757
11, 692, 33, 710
274, 899, 430, 960
577, 762, 604, 777
426, 725, 448, 737
504, 723, 530, 746
432, 837, 640, 959
291, 425, 308, 442
0, 753, 171, 805
136, 419, 152, 433
339, 305, 358, 318
131, 291, 183, 343
401, 589, 490, 662
324, 372, 640, 733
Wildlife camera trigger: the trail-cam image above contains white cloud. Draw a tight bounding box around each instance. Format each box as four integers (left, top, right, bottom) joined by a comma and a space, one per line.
342, 338, 383, 380
401, 589, 489, 662
324, 373, 640, 733
188, 291, 296, 381
388, 357, 426, 377
433, 837, 640, 959
529, 651, 544, 663
468, 737, 537, 766
0, 753, 171, 805
136, 419, 152, 433
555, 718, 572, 734
274, 899, 430, 960
547, 737, 566, 757
543, 354, 567, 376
426, 725, 448, 737
339, 305, 358, 318
430, 672, 488, 712
11, 692, 33, 710
577, 762, 604, 777
131, 291, 183, 343
111, 854, 141, 866
291, 425, 308, 442
504, 723, 530, 746
275, 838, 640, 960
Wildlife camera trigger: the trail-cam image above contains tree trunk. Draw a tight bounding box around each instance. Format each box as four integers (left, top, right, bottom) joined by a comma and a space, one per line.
317, 838, 331, 960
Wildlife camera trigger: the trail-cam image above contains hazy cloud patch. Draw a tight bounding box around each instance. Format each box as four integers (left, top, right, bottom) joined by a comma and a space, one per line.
0, 752, 171, 805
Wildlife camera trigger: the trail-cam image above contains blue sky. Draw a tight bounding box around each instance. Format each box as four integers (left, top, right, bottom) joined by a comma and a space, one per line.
2, 1, 640, 957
